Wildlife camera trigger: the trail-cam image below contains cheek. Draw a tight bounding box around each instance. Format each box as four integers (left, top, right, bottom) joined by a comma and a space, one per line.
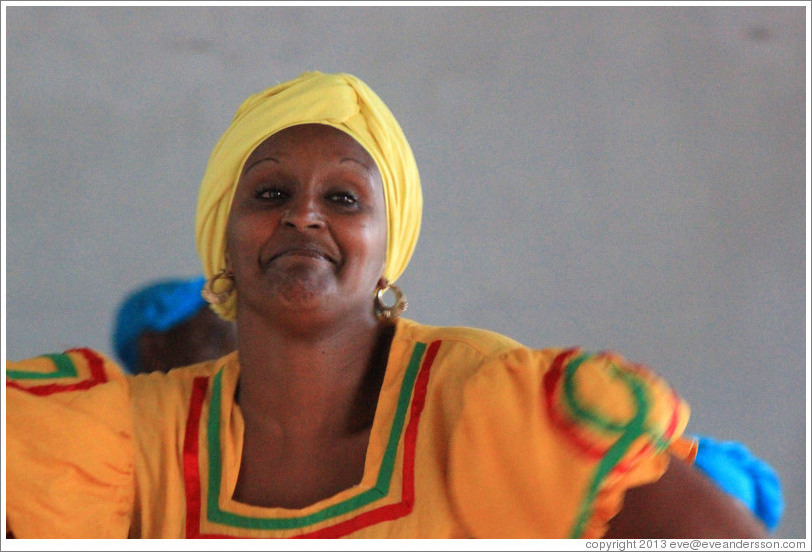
339, 218, 385, 267
224, 218, 241, 268
361, 216, 388, 273
225, 213, 264, 266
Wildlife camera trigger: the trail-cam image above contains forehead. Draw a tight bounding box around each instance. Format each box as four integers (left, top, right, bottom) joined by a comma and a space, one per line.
244, 123, 376, 167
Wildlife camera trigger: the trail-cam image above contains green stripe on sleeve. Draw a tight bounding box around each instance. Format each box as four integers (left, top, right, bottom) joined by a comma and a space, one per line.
565, 355, 651, 538
6, 353, 79, 380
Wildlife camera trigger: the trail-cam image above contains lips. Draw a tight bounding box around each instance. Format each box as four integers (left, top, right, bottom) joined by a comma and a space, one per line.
264, 240, 338, 267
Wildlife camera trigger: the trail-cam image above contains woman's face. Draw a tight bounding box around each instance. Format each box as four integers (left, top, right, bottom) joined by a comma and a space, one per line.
225, 124, 387, 322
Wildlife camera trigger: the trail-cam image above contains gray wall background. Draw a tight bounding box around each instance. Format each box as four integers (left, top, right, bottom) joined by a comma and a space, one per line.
4, 5, 808, 538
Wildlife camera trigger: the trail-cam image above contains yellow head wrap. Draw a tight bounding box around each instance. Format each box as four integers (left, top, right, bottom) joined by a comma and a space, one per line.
195, 71, 422, 320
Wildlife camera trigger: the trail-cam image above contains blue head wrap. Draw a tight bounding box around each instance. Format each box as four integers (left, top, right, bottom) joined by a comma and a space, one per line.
692, 434, 785, 531
113, 276, 208, 374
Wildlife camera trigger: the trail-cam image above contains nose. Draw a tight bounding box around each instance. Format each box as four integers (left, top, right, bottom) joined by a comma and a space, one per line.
281, 196, 325, 231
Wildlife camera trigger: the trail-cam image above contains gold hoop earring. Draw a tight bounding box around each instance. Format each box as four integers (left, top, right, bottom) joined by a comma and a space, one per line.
375, 280, 407, 321
201, 269, 235, 305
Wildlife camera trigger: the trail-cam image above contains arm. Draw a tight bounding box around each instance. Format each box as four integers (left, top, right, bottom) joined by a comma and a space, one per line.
604, 454, 768, 538
6, 350, 135, 538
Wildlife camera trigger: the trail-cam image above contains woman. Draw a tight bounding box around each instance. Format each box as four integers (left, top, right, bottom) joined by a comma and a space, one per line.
5, 71, 767, 539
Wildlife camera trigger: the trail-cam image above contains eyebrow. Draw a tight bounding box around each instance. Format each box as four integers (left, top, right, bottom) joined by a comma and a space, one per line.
243, 157, 280, 175
340, 157, 372, 171
243, 155, 372, 175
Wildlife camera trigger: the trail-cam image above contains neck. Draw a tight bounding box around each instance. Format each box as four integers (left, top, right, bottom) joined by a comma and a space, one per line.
234, 306, 393, 439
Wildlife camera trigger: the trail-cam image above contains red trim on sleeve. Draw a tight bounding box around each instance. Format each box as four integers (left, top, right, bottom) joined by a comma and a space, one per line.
543, 350, 683, 475
5, 348, 110, 396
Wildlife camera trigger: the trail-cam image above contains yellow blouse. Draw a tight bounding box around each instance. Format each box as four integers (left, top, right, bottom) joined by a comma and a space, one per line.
5, 318, 695, 538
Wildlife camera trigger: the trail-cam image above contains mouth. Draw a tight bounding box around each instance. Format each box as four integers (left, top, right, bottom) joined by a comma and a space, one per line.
266, 244, 338, 266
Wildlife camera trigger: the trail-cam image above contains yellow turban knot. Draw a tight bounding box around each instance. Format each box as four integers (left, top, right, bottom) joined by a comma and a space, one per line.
195, 71, 423, 320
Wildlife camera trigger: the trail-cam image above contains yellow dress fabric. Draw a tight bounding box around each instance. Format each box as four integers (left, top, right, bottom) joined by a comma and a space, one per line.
5, 319, 695, 538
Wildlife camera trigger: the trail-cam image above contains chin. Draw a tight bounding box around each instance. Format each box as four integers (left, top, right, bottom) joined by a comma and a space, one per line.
271, 272, 335, 310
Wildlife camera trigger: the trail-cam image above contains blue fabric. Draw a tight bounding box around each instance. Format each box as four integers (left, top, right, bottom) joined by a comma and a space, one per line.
113, 276, 208, 374
692, 434, 784, 531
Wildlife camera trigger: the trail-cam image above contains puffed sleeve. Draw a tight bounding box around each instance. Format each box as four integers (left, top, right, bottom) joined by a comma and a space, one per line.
447, 347, 696, 538
5, 348, 136, 538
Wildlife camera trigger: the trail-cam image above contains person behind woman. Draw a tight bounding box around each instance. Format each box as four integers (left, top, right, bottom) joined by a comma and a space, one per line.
5, 71, 770, 539
113, 276, 237, 374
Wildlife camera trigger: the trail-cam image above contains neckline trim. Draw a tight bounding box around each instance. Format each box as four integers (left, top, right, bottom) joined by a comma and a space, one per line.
183, 339, 441, 538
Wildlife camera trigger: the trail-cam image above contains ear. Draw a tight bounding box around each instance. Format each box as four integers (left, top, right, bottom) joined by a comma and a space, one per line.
224, 249, 233, 274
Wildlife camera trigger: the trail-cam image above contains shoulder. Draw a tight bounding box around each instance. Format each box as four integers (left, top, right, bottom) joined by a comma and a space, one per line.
395, 318, 684, 420
394, 318, 577, 391
127, 352, 235, 420
128, 352, 231, 388
394, 317, 529, 361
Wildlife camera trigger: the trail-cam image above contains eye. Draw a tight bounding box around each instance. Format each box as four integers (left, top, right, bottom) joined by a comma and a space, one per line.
255, 186, 288, 201
328, 191, 359, 207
